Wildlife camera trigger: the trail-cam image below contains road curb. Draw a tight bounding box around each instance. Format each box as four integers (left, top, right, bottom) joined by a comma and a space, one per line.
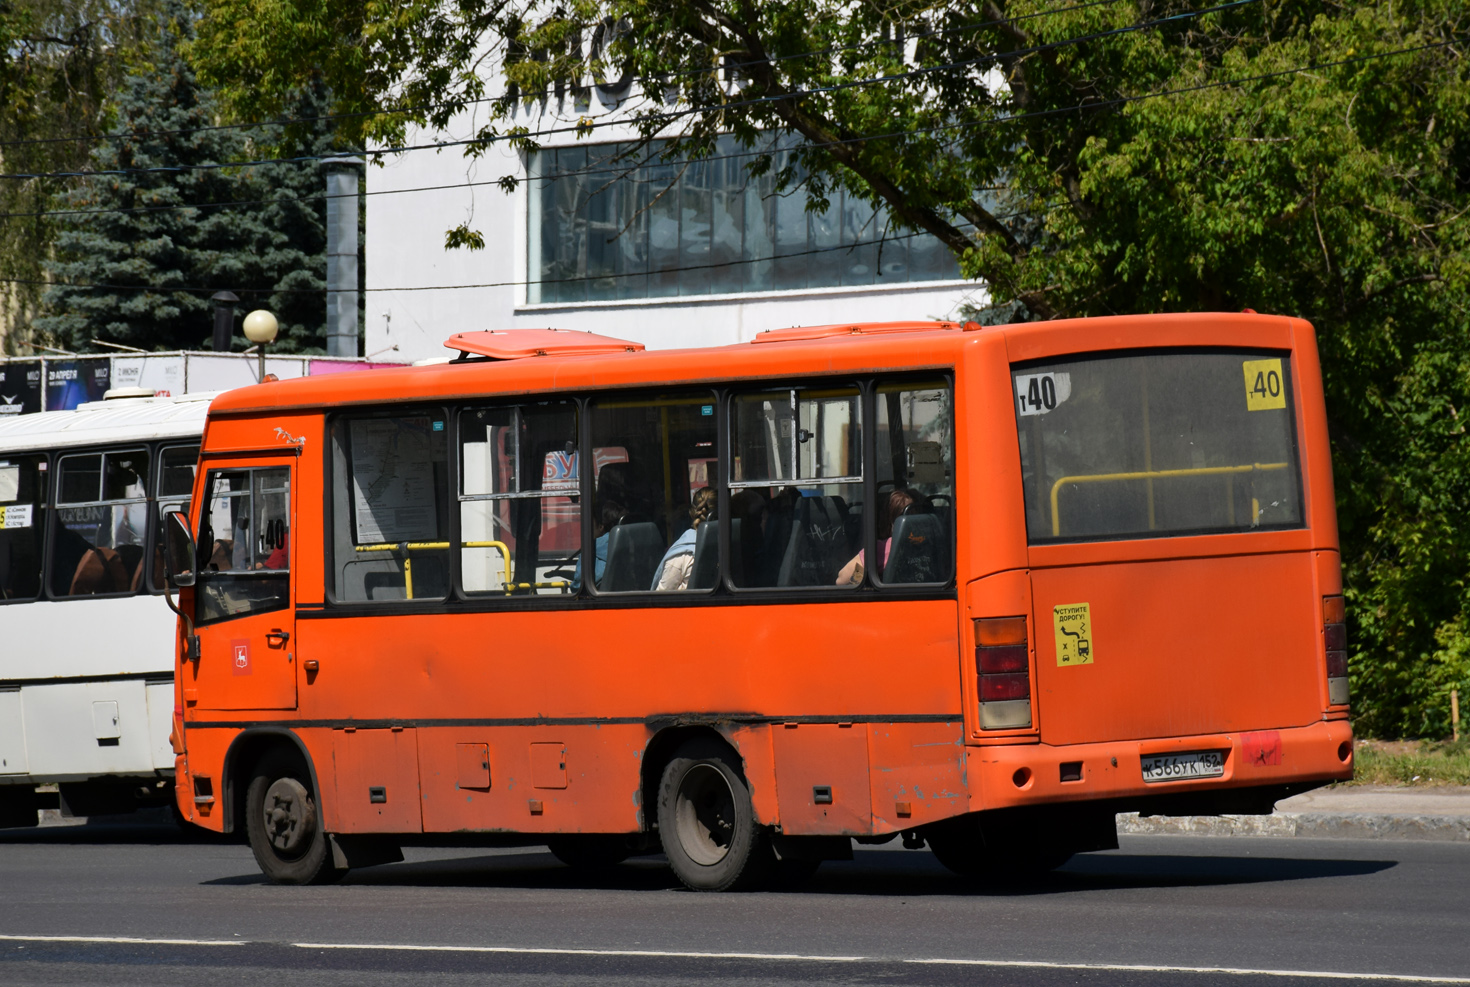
1117, 811, 1470, 842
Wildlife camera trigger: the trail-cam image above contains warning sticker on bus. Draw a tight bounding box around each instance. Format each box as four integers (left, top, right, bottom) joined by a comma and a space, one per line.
1014, 372, 1072, 417
1053, 603, 1093, 666
0, 503, 32, 529
1242, 358, 1287, 411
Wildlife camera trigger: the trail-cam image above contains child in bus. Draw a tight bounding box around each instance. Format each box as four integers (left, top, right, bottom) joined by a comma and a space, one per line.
651, 487, 716, 591
836, 487, 915, 585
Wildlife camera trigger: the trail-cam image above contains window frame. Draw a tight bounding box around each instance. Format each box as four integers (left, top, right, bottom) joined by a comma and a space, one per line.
0, 452, 49, 605
191, 463, 293, 626
46, 445, 152, 601
1011, 347, 1307, 545
316, 371, 959, 613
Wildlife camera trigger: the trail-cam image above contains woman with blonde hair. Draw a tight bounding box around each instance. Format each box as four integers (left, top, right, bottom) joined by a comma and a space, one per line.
651, 487, 717, 591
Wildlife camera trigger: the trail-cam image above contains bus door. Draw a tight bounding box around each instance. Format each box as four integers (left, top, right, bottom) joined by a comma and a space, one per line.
186, 458, 296, 711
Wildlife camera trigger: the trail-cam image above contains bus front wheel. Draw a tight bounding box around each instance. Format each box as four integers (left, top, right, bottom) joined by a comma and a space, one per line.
656, 739, 771, 892
244, 751, 341, 885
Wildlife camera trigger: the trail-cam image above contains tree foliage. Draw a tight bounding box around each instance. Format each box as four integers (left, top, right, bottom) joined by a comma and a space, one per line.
0, 0, 162, 352
188, 0, 1470, 735
36, 2, 340, 352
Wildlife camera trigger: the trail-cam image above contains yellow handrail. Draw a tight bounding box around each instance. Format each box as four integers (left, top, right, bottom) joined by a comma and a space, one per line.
1049, 463, 1288, 537
355, 539, 513, 598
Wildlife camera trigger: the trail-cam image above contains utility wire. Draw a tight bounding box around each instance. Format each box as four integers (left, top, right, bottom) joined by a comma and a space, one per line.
0, 0, 1262, 182
0, 0, 1132, 154
0, 32, 1453, 226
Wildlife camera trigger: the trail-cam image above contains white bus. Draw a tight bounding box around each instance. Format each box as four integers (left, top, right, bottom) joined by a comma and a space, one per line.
0, 392, 208, 826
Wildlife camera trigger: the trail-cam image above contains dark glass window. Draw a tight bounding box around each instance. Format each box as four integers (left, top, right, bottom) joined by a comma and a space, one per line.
1015, 351, 1303, 542
195, 467, 291, 623
0, 456, 46, 602
51, 449, 149, 597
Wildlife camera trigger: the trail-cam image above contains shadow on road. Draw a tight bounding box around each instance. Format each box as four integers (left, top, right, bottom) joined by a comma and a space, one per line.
197, 845, 1398, 896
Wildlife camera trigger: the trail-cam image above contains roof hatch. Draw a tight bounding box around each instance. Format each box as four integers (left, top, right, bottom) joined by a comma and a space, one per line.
445, 328, 645, 360
750, 320, 977, 344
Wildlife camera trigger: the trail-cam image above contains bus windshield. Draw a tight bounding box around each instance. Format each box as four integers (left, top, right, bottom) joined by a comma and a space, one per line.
1015, 349, 1303, 542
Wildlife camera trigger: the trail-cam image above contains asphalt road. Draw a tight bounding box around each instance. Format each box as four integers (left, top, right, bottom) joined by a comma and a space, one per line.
1, 818, 1466, 986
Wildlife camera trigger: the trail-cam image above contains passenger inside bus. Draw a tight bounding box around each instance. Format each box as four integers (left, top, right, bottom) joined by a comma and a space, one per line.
836, 487, 916, 585
651, 487, 716, 590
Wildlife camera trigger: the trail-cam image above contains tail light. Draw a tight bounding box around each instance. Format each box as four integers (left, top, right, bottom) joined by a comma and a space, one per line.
976, 616, 1032, 729
1323, 595, 1349, 706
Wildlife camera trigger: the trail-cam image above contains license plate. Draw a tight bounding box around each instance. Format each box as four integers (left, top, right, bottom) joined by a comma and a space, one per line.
1141, 750, 1225, 783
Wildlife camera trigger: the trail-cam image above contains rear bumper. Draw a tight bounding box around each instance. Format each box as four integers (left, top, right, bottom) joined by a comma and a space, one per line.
971, 719, 1354, 813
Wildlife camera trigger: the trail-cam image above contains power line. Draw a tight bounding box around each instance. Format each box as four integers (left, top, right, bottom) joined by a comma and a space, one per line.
0, 0, 1263, 182
0, 217, 1005, 297
0, 32, 1452, 228
0, 0, 1132, 154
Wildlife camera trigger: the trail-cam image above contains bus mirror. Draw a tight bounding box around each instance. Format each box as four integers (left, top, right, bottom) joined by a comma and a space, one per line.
165, 511, 196, 588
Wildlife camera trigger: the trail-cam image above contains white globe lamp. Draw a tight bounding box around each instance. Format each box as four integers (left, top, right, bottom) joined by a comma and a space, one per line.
242, 310, 280, 382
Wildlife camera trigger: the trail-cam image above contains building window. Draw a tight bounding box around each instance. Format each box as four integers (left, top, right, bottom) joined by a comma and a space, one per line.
527, 135, 961, 304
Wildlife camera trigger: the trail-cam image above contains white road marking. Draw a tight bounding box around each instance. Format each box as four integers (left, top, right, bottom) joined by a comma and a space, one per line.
0, 934, 244, 947
3, 935, 1465, 983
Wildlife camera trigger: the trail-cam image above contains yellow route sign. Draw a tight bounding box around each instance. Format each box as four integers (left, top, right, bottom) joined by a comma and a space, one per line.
1243, 358, 1287, 411
1053, 603, 1094, 666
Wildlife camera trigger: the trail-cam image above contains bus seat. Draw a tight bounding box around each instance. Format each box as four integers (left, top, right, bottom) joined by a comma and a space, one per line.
116, 543, 145, 591
882, 513, 947, 584
599, 521, 664, 592
777, 496, 849, 586
688, 521, 720, 589
69, 546, 129, 595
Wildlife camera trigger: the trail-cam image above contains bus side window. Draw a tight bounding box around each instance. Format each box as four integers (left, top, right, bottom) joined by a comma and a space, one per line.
194, 467, 291, 623
874, 380, 955, 586
458, 401, 579, 597
50, 449, 150, 598
149, 445, 198, 593
0, 456, 45, 602
729, 384, 864, 589
329, 412, 451, 604
588, 391, 718, 593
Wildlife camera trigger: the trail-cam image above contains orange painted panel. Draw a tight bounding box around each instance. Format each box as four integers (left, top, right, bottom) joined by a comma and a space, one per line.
331, 728, 422, 833
772, 723, 870, 836
867, 721, 969, 834
416, 725, 644, 834
455, 743, 490, 790
1031, 551, 1322, 746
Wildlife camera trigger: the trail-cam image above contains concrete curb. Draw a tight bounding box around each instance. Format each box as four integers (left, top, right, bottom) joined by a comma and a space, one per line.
1118, 811, 1470, 842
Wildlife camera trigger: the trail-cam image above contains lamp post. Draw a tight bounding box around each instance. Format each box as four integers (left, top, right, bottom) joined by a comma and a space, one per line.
242, 310, 279, 383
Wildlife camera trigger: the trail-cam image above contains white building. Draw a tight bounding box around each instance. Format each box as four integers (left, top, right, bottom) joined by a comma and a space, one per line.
365, 76, 987, 362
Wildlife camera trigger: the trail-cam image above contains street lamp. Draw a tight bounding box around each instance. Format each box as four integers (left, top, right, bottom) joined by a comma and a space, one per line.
242, 310, 279, 383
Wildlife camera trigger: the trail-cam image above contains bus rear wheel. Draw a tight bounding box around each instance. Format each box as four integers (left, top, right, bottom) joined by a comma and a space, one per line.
657, 739, 771, 892
244, 751, 341, 885
547, 835, 633, 869
927, 816, 1073, 881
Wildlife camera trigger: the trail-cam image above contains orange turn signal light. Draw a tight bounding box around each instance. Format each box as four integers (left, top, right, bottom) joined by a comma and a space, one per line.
1322, 595, 1345, 624
975, 616, 1028, 647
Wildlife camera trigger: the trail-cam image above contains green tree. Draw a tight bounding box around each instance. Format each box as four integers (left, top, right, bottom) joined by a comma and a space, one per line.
0, 0, 162, 353
188, 0, 1470, 734
36, 2, 339, 353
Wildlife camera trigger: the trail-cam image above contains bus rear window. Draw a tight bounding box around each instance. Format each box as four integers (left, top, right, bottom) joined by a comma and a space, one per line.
1015, 350, 1303, 543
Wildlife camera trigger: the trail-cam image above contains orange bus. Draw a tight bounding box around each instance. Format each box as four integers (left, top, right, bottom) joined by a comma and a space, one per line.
163, 314, 1353, 889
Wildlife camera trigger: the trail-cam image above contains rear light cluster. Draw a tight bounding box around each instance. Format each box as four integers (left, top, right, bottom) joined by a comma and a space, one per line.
976, 616, 1032, 729
1323, 595, 1350, 706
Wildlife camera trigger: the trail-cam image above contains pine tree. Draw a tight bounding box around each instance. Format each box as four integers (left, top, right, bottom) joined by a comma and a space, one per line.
36, 2, 340, 353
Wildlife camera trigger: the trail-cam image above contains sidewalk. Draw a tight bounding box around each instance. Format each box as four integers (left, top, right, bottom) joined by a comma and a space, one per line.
1118, 785, 1470, 841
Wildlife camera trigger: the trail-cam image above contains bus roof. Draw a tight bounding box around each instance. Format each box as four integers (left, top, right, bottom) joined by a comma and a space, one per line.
206, 312, 1305, 418
0, 392, 213, 454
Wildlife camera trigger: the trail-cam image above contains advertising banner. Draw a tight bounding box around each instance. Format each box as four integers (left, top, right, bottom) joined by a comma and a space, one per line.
45, 358, 111, 411
110, 354, 185, 397
0, 360, 43, 416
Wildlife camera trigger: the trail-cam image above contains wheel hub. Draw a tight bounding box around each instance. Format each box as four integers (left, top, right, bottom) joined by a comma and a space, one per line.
262, 777, 315, 854
675, 763, 736, 866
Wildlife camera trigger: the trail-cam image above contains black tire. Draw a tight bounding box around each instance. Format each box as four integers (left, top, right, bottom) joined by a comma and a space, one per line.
547, 835, 633, 869
657, 738, 772, 892
928, 816, 1072, 881
244, 749, 341, 885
